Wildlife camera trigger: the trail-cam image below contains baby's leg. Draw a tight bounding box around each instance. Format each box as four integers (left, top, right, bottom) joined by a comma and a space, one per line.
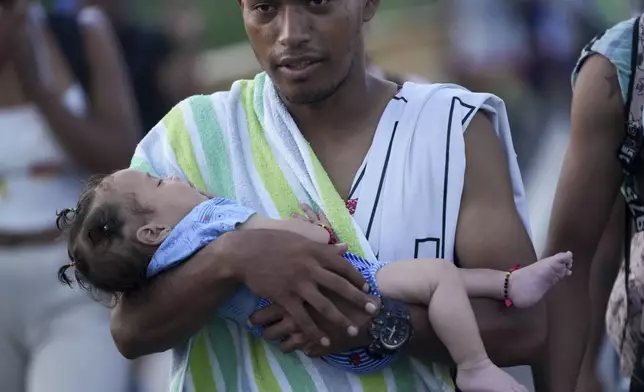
459, 251, 573, 308
376, 260, 527, 392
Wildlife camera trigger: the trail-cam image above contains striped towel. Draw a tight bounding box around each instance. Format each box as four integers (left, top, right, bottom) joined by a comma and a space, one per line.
130, 72, 529, 391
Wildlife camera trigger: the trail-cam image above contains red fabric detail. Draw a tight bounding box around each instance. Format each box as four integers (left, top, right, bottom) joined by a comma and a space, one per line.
346, 198, 358, 215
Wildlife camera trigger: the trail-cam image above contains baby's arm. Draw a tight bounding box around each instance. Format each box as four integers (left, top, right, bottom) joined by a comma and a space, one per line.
239, 214, 331, 245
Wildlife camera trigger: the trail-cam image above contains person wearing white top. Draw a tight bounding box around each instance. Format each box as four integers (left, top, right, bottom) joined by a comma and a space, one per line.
0, 2, 138, 391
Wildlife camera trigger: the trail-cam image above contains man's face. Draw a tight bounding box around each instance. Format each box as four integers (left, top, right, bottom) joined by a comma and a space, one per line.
241, 0, 376, 105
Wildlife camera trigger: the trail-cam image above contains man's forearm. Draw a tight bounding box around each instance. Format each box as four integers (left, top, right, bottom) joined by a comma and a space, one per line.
110, 238, 239, 359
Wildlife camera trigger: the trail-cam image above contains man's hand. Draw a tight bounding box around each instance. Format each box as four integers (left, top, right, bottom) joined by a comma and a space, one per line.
250, 289, 379, 355
226, 230, 377, 346
112, 229, 377, 358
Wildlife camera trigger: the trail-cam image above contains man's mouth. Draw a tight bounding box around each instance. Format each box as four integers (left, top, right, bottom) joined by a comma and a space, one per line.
277, 57, 322, 79
282, 60, 316, 70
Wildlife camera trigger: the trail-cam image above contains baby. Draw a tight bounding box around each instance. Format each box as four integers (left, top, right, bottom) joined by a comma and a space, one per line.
58, 169, 572, 392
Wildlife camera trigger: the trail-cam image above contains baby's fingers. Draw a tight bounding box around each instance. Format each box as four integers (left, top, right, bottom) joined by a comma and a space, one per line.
301, 203, 318, 223
291, 213, 309, 222
317, 210, 331, 227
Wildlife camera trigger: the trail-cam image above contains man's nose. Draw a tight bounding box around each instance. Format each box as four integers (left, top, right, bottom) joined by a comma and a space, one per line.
277, 5, 311, 48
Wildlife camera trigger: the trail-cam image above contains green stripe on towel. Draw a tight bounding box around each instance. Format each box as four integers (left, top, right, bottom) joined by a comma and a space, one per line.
163, 105, 208, 192
188, 96, 236, 199
241, 80, 302, 219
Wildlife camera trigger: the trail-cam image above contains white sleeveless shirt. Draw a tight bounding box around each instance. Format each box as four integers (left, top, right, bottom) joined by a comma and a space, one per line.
0, 85, 87, 232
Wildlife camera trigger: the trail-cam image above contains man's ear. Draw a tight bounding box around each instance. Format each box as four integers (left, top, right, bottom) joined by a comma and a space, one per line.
363, 0, 380, 23
136, 224, 171, 246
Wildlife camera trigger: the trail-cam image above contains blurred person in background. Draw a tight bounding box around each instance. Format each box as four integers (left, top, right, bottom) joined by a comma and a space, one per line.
542, 4, 644, 391
0, 1, 138, 391
158, 0, 205, 102
447, 0, 597, 173
81, 0, 189, 132
446, 0, 534, 173
54, 0, 202, 133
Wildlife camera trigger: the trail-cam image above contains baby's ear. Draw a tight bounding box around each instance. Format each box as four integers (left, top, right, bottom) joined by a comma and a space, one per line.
136, 224, 171, 246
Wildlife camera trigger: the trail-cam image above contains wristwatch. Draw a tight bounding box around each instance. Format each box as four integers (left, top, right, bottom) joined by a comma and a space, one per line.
368, 298, 413, 358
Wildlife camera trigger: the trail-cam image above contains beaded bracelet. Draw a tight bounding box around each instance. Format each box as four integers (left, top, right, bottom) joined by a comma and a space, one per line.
318, 224, 338, 245
503, 264, 522, 308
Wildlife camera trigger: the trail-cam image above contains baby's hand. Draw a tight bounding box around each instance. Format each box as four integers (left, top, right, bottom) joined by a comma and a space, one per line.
293, 204, 332, 229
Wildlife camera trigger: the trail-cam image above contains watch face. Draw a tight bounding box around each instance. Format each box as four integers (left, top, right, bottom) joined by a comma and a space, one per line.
379, 316, 411, 350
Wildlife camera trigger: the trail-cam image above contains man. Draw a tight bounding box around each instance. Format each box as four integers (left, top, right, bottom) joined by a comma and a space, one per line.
109, 1, 544, 391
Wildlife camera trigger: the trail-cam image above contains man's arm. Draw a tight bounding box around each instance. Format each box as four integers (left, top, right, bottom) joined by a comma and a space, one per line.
256, 112, 543, 366
111, 236, 239, 359
409, 112, 542, 366
111, 229, 374, 359
540, 54, 624, 391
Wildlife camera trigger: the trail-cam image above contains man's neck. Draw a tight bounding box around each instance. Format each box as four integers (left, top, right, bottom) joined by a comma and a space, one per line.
283, 67, 397, 141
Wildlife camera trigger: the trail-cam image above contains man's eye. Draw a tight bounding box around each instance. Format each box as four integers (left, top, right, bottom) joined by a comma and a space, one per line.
309, 0, 329, 5
254, 3, 275, 13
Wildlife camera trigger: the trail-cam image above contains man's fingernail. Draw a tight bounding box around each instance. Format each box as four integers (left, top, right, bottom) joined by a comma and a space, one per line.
365, 302, 378, 314
246, 319, 254, 328
362, 283, 370, 293
347, 326, 359, 337
320, 337, 330, 347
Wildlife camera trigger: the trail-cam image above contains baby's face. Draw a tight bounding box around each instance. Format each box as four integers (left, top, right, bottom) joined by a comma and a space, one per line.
103, 169, 209, 228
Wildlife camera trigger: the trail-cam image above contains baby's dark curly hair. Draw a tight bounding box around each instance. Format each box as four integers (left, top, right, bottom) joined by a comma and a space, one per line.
57, 174, 156, 303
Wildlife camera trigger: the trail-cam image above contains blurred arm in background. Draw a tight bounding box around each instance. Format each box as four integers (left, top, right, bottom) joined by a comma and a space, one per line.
540, 54, 624, 392
80, 0, 203, 133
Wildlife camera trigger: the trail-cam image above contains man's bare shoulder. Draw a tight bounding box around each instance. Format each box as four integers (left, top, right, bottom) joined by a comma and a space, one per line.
462, 113, 511, 198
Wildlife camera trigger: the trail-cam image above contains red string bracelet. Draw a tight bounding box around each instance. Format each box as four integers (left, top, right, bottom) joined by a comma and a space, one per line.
318, 224, 338, 245
503, 264, 522, 308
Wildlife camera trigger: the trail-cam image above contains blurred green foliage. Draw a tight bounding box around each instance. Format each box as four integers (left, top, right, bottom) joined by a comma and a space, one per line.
41, 0, 428, 47
135, 0, 427, 48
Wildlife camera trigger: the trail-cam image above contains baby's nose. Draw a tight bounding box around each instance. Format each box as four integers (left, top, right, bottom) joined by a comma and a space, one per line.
168, 176, 180, 181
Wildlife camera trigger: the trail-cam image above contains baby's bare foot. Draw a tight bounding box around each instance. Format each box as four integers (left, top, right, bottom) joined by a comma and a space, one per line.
509, 251, 573, 308
456, 359, 528, 392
